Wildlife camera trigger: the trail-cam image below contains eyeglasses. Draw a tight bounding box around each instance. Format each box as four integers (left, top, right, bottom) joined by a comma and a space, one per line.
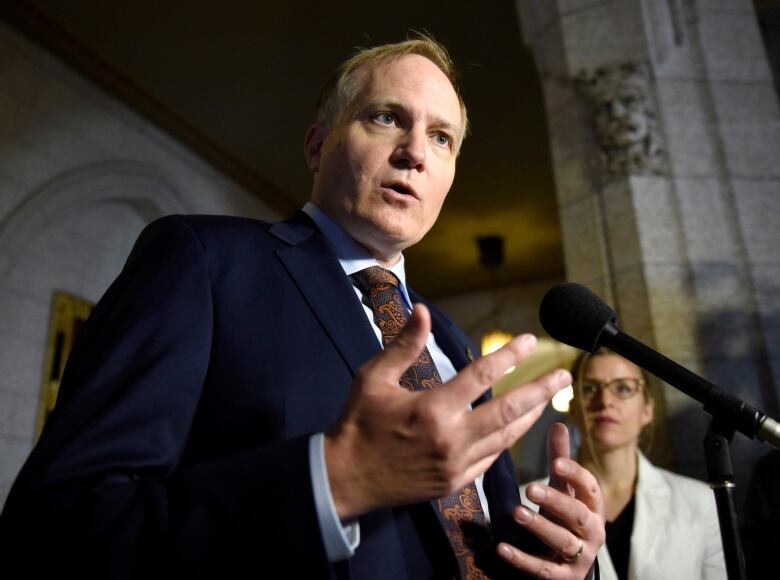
580, 378, 644, 400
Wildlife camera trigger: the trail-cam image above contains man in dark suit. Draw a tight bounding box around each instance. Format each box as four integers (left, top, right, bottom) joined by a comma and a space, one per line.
0, 36, 605, 578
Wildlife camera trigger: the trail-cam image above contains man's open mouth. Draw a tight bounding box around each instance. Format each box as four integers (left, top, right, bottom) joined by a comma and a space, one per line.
384, 182, 415, 197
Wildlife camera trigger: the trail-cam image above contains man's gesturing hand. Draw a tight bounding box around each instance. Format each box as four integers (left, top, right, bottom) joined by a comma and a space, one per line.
498, 424, 606, 579
324, 303, 571, 520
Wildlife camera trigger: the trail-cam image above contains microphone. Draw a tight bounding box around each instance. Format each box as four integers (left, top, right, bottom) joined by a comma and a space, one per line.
539, 282, 780, 449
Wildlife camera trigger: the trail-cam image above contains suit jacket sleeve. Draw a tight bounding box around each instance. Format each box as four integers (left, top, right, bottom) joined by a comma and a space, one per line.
0, 216, 334, 579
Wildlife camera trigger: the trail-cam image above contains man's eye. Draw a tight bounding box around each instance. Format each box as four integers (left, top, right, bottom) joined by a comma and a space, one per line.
373, 112, 396, 125
433, 133, 450, 147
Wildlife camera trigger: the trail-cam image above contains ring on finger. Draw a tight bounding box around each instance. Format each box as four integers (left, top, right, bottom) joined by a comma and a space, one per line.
560, 537, 584, 562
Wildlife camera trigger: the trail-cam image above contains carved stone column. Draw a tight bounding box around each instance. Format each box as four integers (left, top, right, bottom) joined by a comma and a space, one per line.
517, 0, 780, 502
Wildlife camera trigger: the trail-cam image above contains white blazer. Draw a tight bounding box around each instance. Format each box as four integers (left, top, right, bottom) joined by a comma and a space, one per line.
520, 452, 727, 580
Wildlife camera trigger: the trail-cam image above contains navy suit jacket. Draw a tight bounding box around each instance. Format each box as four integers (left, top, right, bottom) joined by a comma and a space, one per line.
0, 213, 536, 579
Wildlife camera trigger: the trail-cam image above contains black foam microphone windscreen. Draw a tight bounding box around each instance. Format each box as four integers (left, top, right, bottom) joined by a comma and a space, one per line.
538, 282, 617, 352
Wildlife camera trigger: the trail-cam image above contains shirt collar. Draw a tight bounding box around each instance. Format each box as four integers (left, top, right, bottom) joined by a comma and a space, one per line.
302, 202, 411, 307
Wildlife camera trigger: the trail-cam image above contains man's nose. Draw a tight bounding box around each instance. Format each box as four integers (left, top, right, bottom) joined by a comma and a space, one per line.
391, 128, 426, 171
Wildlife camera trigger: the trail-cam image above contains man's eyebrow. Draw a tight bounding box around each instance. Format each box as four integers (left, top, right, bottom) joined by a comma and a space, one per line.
362, 99, 461, 135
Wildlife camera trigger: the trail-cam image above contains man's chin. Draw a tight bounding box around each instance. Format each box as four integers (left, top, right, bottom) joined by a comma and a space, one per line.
353, 223, 419, 263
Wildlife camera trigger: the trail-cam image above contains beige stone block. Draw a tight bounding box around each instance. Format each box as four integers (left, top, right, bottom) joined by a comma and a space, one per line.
559, 195, 609, 281
561, 0, 647, 70
750, 265, 780, 318
699, 11, 773, 82
655, 79, 722, 177
690, 263, 756, 359
629, 175, 686, 264
750, 266, 780, 362
656, 78, 711, 127
546, 98, 592, 156
541, 76, 577, 116
528, 18, 571, 78
732, 179, 780, 265
551, 149, 595, 206
690, 261, 751, 310
546, 100, 598, 204
612, 263, 655, 341
710, 81, 780, 125
601, 180, 643, 271
557, 0, 607, 15
695, 0, 757, 15
643, 263, 699, 359
664, 117, 722, 177
674, 177, 737, 262
720, 120, 780, 178
517, 0, 560, 33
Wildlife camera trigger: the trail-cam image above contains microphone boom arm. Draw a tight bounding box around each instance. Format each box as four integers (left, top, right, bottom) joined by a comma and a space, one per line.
600, 321, 780, 449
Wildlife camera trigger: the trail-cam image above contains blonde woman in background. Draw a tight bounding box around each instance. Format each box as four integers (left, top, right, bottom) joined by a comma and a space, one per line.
521, 348, 727, 580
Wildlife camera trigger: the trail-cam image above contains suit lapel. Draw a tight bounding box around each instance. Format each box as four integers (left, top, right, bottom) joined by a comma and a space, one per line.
629, 452, 671, 580
270, 214, 380, 376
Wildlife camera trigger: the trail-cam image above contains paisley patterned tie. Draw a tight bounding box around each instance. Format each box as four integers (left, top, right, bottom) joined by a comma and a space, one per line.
352, 266, 492, 580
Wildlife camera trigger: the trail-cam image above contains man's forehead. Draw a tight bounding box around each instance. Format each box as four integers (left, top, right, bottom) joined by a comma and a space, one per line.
356, 56, 462, 126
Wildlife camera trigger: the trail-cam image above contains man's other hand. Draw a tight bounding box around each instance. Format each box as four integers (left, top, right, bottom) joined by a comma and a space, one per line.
498, 424, 606, 579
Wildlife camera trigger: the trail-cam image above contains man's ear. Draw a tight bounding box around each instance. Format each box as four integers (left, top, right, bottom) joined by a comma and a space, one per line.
304, 123, 328, 172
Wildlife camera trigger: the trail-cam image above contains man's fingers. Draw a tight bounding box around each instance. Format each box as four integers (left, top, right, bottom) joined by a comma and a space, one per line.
496, 535, 591, 579
460, 371, 570, 468
467, 369, 571, 443
503, 469, 605, 578
432, 334, 540, 410
466, 399, 549, 466
526, 460, 606, 535
495, 541, 568, 579
546, 422, 574, 496
549, 457, 606, 517
546, 422, 571, 463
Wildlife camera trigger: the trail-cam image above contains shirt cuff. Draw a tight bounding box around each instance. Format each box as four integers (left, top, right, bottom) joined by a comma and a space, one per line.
309, 432, 360, 561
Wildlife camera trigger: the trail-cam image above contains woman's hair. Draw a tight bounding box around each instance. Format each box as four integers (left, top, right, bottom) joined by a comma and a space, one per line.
314, 32, 469, 152
570, 347, 655, 456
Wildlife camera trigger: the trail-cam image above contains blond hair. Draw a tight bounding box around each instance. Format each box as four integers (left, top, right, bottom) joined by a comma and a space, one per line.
315, 32, 469, 151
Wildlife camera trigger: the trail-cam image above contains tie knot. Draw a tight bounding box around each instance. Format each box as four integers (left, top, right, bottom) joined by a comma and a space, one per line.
353, 266, 400, 291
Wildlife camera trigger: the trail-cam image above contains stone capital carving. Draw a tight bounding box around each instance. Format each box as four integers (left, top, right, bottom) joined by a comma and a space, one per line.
574, 62, 665, 178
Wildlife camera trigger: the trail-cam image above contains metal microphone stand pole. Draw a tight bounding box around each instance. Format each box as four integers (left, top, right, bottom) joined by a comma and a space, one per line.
704, 415, 746, 580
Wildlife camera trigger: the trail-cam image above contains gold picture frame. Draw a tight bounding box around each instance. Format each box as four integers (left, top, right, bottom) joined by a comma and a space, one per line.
36, 291, 94, 441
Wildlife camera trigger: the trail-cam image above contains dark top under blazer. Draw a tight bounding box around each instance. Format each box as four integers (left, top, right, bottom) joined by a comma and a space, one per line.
0, 213, 535, 579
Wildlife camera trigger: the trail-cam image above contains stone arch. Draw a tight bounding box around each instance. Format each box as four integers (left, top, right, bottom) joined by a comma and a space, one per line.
0, 161, 189, 491
0, 160, 187, 278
